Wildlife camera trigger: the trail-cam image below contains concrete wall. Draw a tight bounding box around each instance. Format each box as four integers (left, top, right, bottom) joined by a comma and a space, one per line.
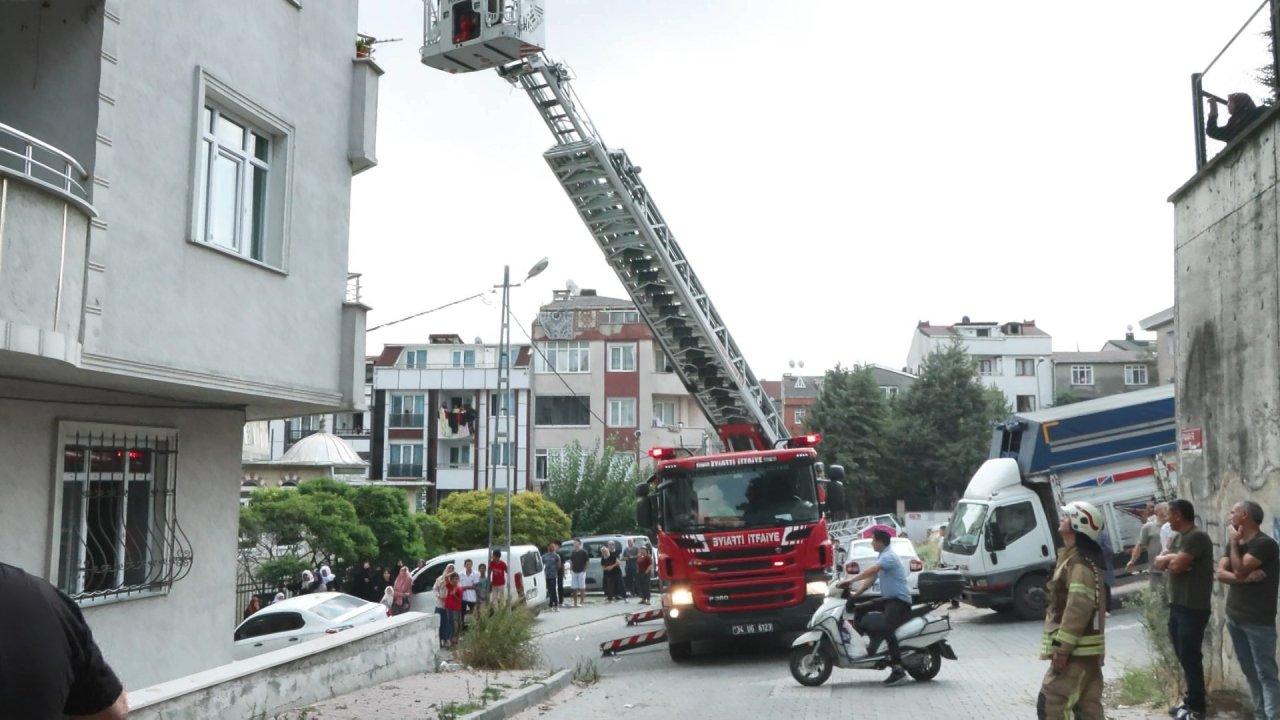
130, 612, 438, 719
1171, 106, 1280, 688
0, 378, 243, 689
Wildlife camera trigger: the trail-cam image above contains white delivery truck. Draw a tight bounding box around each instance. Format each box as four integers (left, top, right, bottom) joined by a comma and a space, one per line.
940, 385, 1177, 620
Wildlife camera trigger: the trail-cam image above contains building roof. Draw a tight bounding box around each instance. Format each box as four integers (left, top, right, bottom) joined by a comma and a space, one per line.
915, 319, 1050, 338
540, 289, 634, 311
1102, 338, 1152, 352
1051, 350, 1149, 364
373, 345, 404, 367
782, 374, 824, 399
1140, 306, 1174, 331
253, 432, 367, 470
868, 364, 917, 387
761, 379, 782, 403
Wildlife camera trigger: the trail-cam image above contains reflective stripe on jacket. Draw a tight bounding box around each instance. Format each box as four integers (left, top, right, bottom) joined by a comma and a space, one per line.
1040, 545, 1105, 659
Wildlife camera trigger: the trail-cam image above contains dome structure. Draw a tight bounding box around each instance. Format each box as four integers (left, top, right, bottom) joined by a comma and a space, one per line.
274, 432, 367, 470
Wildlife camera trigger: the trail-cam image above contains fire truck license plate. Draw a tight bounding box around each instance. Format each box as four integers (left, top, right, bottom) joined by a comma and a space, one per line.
731, 622, 774, 636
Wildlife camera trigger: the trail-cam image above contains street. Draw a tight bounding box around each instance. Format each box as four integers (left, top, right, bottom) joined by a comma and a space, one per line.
519, 595, 1153, 719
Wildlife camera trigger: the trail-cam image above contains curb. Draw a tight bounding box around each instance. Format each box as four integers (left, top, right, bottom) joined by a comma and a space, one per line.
461, 668, 574, 720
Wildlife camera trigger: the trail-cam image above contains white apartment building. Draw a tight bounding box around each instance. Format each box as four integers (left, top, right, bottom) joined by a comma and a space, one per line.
531, 289, 713, 481
371, 336, 532, 508
906, 318, 1053, 412
0, 0, 376, 689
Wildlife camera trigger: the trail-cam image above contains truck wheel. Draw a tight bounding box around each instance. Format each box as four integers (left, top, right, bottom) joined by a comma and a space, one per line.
1013, 574, 1048, 621
789, 642, 834, 686
906, 645, 942, 681
668, 640, 693, 662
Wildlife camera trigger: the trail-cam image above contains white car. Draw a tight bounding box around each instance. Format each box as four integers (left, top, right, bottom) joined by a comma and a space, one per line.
842, 537, 924, 599
409, 545, 549, 614
232, 592, 388, 659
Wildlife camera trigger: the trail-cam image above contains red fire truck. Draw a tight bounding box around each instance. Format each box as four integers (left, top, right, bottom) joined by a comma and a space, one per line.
418, 1, 841, 661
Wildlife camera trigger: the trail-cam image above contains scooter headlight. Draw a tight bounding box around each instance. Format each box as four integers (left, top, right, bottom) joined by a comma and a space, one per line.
806, 580, 829, 596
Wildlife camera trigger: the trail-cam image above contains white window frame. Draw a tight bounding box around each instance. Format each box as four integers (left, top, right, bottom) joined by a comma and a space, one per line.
535, 448, 564, 481
535, 341, 590, 374
491, 442, 514, 467
189, 69, 294, 271
607, 343, 637, 372
447, 444, 472, 468
1124, 364, 1149, 386
607, 398, 637, 428
978, 358, 1001, 376
452, 349, 477, 367
1016, 395, 1037, 412
794, 408, 806, 424
389, 444, 425, 475
653, 401, 677, 427
1015, 358, 1036, 377
1071, 365, 1094, 386
655, 345, 676, 373
881, 386, 899, 398
490, 390, 516, 417
403, 349, 427, 368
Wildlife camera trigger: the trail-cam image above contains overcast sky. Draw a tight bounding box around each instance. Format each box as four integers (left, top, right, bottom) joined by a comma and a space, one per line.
351, 0, 1270, 377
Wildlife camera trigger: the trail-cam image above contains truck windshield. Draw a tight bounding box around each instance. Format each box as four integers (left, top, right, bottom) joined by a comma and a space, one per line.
661, 460, 818, 532
943, 501, 988, 555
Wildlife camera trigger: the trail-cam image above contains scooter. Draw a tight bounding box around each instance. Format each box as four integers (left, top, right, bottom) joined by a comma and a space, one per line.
789, 572, 963, 687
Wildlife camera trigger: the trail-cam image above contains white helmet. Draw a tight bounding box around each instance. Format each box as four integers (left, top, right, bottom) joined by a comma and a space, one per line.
1061, 501, 1105, 542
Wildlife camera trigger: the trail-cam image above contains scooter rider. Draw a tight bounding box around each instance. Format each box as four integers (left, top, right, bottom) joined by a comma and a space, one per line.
841, 528, 912, 685
1037, 501, 1107, 720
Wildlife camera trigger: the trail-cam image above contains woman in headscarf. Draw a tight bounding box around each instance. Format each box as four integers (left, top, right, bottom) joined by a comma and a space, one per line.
243, 595, 262, 620
300, 570, 315, 594
319, 565, 336, 592
433, 563, 457, 645
271, 592, 286, 605
392, 566, 413, 616
380, 585, 395, 612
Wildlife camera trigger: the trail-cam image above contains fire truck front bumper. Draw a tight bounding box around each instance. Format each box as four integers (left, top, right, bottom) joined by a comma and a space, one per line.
663, 596, 825, 645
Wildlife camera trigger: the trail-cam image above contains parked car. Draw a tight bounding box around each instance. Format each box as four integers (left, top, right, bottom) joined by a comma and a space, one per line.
842, 537, 924, 599
408, 545, 549, 614
232, 592, 387, 660
556, 534, 650, 593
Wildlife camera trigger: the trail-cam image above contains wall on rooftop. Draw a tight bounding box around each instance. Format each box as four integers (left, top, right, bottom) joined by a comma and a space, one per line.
1172, 108, 1280, 688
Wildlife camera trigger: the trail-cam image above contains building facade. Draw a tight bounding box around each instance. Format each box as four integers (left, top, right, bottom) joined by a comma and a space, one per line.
776, 366, 916, 436
906, 318, 1053, 411
370, 337, 532, 508
1139, 306, 1175, 385
1050, 350, 1158, 403
0, 0, 376, 689
530, 289, 713, 480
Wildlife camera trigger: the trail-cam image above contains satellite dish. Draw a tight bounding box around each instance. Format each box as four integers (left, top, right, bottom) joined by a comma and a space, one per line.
1126, 324, 1134, 333
566, 279, 580, 296
474, 336, 483, 344
798, 361, 805, 369
788, 360, 796, 368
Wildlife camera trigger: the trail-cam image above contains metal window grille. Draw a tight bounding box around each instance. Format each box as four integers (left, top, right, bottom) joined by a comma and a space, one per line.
57, 429, 193, 603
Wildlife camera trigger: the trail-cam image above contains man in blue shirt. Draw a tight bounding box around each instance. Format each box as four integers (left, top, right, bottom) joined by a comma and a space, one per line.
844, 529, 912, 685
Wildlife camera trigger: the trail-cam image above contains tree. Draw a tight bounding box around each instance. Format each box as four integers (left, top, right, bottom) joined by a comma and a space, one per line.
1054, 390, 1084, 407
436, 490, 571, 550
805, 364, 890, 513
542, 442, 641, 535
239, 486, 376, 569
885, 344, 1009, 510
415, 512, 448, 558
349, 485, 425, 566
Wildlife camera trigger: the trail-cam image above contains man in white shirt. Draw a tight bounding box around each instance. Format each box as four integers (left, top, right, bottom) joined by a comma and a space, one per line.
459, 559, 481, 629
1128, 502, 1170, 589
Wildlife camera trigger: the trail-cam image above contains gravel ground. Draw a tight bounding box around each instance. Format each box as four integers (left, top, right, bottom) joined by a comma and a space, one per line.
279, 668, 550, 719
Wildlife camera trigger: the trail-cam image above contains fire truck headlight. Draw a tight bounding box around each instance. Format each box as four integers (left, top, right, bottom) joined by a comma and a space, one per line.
670, 588, 694, 606
806, 581, 829, 596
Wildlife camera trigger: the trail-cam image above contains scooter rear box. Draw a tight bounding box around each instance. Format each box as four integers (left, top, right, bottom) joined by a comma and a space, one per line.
917, 571, 965, 602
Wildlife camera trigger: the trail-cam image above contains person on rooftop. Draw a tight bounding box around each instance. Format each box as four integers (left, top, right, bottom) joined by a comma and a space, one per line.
1207, 93, 1266, 144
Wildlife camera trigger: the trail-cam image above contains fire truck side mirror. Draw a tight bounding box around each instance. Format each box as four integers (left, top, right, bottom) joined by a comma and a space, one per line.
635, 497, 654, 530
825, 479, 847, 516
634, 482, 650, 499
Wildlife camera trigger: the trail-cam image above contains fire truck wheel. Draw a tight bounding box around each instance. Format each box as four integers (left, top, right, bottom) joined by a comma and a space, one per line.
668, 640, 693, 662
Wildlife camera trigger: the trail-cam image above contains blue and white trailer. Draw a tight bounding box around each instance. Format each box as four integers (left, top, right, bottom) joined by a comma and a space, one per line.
939, 385, 1176, 619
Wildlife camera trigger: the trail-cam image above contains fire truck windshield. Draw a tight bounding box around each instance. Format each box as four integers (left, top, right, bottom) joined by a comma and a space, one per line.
662, 460, 818, 532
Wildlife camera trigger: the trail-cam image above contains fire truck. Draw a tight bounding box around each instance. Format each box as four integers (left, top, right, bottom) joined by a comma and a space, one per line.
419, 1, 840, 661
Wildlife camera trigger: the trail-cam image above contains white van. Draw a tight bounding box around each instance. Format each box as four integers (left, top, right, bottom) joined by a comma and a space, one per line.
409, 545, 548, 614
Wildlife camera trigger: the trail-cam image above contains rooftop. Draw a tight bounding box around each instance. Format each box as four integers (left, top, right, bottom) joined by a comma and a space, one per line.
540, 288, 634, 311
916, 318, 1049, 338
1140, 306, 1174, 331
1051, 350, 1150, 364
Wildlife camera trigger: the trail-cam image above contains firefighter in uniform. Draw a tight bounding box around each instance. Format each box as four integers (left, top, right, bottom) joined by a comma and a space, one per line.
1037, 500, 1107, 720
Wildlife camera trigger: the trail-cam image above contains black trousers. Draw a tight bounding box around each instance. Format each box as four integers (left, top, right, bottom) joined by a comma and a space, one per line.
545, 575, 560, 606
1168, 604, 1210, 713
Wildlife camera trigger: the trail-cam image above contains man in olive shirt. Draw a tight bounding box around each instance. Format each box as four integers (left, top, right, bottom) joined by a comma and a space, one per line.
1155, 499, 1214, 720
1215, 500, 1280, 720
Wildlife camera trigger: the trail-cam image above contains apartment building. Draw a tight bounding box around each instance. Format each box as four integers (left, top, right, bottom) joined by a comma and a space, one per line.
370, 336, 533, 508
906, 317, 1053, 411
530, 289, 713, 480
0, 0, 376, 688
776, 365, 916, 436
1051, 350, 1159, 403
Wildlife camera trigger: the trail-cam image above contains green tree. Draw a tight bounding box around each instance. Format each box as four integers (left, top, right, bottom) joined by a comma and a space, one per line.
806, 364, 890, 513
437, 490, 571, 550
543, 442, 641, 535
885, 344, 1009, 510
1054, 390, 1083, 406
349, 485, 425, 566
414, 512, 448, 558
239, 486, 376, 569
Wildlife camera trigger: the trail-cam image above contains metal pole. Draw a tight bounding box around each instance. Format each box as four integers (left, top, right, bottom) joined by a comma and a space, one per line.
503, 266, 514, 602
1192, 73, 1207, 170
487, 266, 509, 556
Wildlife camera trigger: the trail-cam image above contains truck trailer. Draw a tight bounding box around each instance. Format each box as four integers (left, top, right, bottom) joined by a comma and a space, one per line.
939, 384, 1176, 620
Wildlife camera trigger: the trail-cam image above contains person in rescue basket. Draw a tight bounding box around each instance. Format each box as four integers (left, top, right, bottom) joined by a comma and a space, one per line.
1037, 501, 1107, 720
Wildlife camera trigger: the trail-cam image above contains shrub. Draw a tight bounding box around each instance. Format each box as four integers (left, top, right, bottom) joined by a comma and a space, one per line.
455, 602, 538, 670
1127, 584, 1183, 701
437, 490, 571, 550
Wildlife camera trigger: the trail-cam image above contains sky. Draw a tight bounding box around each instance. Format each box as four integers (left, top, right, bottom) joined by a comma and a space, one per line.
350, 0, 1273, 378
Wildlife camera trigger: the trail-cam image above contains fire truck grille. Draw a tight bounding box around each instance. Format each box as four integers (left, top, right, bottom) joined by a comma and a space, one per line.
694, 546, 780, 560
702, 581, 797, 609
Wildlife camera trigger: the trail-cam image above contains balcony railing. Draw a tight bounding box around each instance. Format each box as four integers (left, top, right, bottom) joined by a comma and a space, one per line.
346, 273, 363, 304
334, 426, 369, 437
387, 463, 424, 478
388, 413, 425, 428
0, 122, 94, 215
285, 428, 320, 444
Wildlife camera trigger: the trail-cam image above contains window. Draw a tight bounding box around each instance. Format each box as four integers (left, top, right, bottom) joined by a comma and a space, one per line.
607, 343, 637, 372
1071, 365, 1094, 386
607, 398, 637, 427
991, 501, 1037, 547
452, 349, 476, 367
311, 594, 366, 620
489, 390, 515, 416
534, 448, 563, 481
56, 424, 189, 603
491, 442, 514, 467
388, 444, 424, 477
535, 341, 590, 373
976, 328, 990, 337
194, 102, 274, 264
978, 358, 1001, 376
1125, 365, 1149, 386
234, 612, 305, 641
447, 445, 472, 467
1016, 395, 1037, 412
413, 560, 453, 593
794, 408, 806, 425
881, 386, 899, 398
655, 345, 676, 373
605, 310, 641, 324
402, 349, 427, 368
1015, 358, 1036, 377
390, 395, 425, 427
521, 551, 544, 577
535, 396, 592, 426
653, 401, 677, 427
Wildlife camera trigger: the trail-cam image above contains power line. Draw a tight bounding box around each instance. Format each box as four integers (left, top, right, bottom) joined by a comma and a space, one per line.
505, 307, 610, 428
366, 291, 490, 332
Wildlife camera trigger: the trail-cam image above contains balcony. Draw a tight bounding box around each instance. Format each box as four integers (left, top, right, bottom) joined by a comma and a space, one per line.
388, 413, 425, 428
386, 463, 424, 478
0, 122, 95, 366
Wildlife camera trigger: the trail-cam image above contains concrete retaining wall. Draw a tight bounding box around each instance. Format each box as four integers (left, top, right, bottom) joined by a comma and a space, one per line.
129, 611, 438, 719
